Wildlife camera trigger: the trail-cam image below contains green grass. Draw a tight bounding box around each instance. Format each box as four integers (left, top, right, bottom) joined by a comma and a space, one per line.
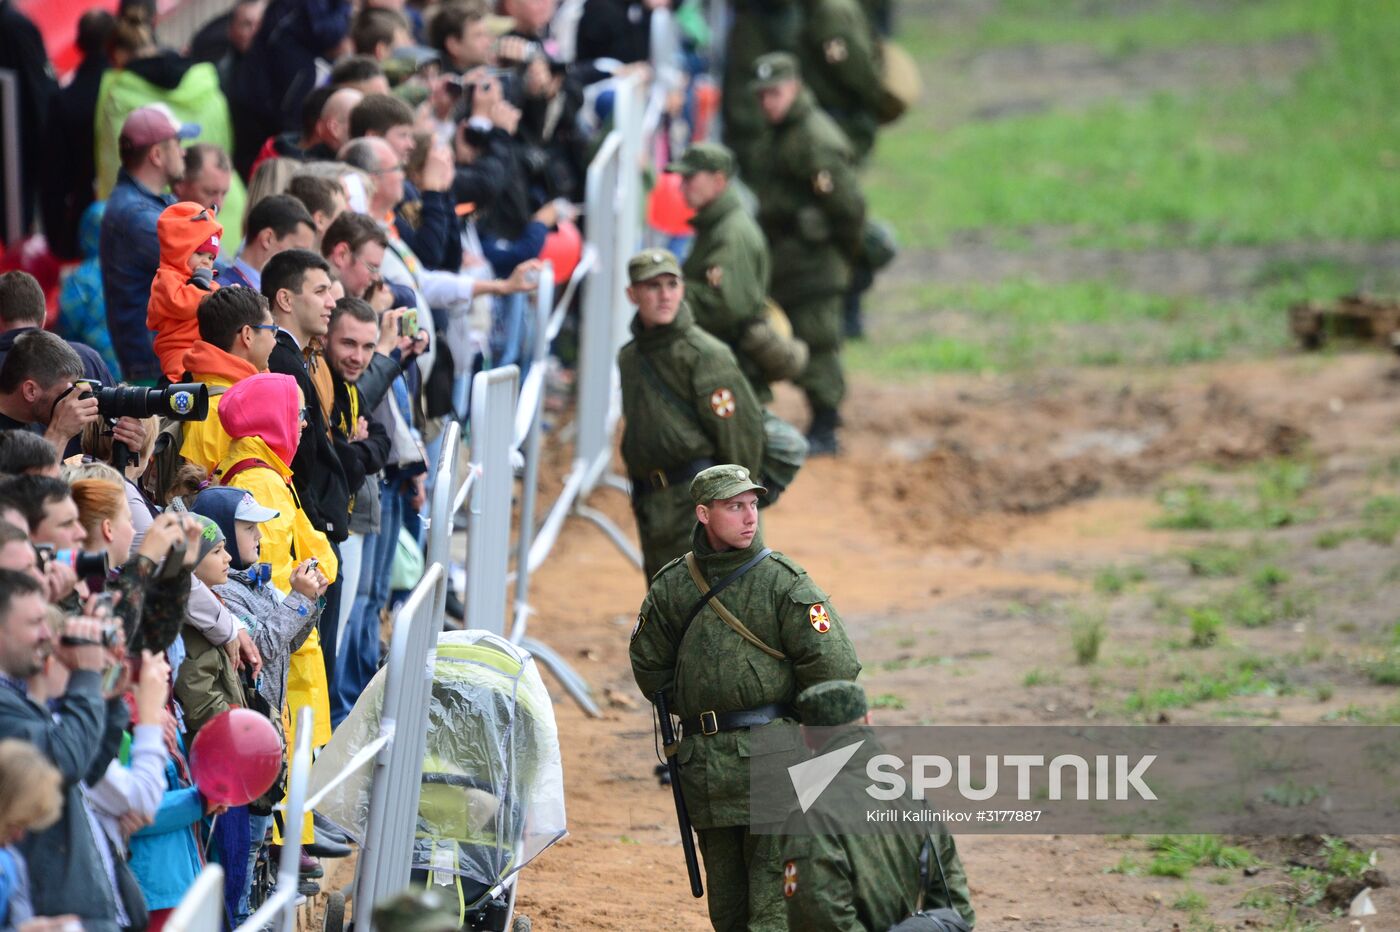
1146, 835, 1256, 879
1124, 656, 1288, 715
847, 272, 1344, 375
872, 2, 1400, 249
1070, 607, 1107, 664
897, 0, 1358, 63
870, 693, 907, 710
1153, 460, 1314, 531
1187, 608, 1223, 647
1364, 647, 1400, 686
1094, 564, 1145, 595
1180, 543, 1248, 578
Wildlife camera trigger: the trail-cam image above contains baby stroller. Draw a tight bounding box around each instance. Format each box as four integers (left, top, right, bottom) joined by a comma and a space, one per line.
310, 631, 567, 931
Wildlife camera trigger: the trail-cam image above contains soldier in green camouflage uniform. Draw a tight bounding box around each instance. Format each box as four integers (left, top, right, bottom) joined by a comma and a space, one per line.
779, 681, 977, 931
749, 52, 866, 454
668, 143, 774, 403
798, 0, 886, 164
721, 0, 802, 179
619, 251, 766, 580
631, 465, 862, 931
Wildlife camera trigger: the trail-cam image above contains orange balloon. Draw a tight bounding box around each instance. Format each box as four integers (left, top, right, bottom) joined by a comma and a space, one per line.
540, 219, 582, 285
647, 172, 695, 237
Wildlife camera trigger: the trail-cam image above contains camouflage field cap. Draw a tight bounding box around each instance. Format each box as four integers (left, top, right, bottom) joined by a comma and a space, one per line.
666, 142, 736, 177
752, 51, 800, 90
371, 891, 460, 932
627, 248, 682, 284
690, 464, 767, 504
796, 680, 868, 726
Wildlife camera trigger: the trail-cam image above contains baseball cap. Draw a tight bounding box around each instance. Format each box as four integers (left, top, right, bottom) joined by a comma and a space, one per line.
627, 248, 682, 284
666, 142, 735, 177
751, 52, 799, 90
689, 464, 767, 505
119, 104, 201, 150
795, 680, 867, 727
234, 491, 280, 524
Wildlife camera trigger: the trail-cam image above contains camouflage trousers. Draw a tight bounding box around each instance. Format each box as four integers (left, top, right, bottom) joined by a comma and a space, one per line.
788, 293, 846, 413
696, 826, 789, 931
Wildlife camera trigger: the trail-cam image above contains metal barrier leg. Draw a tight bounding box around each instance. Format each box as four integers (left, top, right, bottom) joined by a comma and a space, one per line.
573, 504, 644, 569
518, 636, 603, 718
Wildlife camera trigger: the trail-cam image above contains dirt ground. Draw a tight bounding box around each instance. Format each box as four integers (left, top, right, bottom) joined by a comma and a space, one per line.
506, 350, 1400, 930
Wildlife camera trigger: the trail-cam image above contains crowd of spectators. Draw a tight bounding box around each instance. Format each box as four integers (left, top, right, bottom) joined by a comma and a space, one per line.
0, 0, 710, 925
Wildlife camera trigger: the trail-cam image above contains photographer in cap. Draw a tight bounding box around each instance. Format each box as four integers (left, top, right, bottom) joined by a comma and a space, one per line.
778, 680, 976, 931
630, 464, 860, 931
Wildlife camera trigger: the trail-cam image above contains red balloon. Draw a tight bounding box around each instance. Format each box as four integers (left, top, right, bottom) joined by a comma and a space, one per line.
539, 219, 582, 285
647, 172, 695, 237
189, 708, 284, 806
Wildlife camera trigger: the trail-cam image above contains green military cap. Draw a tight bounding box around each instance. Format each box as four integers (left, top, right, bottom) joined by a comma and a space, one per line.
752, 52, 800, 90
371, 890, 460, 932
796, 680, 868, 726
690, 463, 767, 504
666, 142, 736, 177
627, 248, 682, 284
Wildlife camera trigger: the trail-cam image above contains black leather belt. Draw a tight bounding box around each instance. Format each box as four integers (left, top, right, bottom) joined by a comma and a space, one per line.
680, 703, 795, 738
630, 458, 716, 500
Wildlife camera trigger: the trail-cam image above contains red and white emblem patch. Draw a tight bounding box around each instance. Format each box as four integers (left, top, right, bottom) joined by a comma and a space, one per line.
709, 388, 736, 418
809, 604, 831, 633
783, 860, 798, 897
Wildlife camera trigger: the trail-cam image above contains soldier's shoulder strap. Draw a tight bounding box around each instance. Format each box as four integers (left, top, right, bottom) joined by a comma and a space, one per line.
683, 549, 787, 661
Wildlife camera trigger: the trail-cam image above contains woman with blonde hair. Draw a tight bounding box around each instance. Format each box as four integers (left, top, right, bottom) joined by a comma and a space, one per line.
244, 158, 300, 220
0, 738, 65, 928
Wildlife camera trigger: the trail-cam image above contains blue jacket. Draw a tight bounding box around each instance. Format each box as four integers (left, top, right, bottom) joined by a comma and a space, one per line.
128, 758, 203, 910
100, 169, 174, 382
0, 671, 124, 931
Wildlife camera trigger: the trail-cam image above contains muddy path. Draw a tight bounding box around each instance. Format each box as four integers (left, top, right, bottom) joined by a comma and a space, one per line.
513, 351, 1400, 930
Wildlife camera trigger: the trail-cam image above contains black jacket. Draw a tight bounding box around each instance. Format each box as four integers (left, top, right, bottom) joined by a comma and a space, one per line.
329, 372, 392, 497
268, 332, 350, 541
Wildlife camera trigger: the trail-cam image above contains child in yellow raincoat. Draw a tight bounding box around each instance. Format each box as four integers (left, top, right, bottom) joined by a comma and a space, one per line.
214, 372, 337, 847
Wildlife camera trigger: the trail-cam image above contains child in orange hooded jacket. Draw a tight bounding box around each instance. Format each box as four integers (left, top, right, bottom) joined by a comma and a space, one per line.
148, 201, 223, 381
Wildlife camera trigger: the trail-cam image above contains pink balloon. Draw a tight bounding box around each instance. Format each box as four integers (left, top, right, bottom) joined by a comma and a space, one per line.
647, 172, 695, 236
539, 220, 582, 285
189, 708, 284, 806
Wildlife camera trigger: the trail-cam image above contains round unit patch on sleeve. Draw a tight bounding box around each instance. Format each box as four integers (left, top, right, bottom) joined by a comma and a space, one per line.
823, 37, 848, 63
630, 613, 646, 642
706, 265, 723, 288
783, 860, 798, 897
808, 603, 831, 633
709, 387, 736, 418
812, 170, 834, 194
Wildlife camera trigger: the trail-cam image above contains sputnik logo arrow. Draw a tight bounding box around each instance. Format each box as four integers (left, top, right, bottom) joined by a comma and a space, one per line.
788, 740, 865, 814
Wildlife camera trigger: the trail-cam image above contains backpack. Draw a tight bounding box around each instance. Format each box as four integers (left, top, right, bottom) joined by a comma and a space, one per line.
738, 298, 810, 384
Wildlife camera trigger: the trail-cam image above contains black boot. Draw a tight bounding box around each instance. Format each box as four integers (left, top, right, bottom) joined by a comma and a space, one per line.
807, 407, 841, 456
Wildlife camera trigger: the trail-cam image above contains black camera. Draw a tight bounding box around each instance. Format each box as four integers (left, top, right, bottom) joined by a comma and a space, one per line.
78, 381, 210, 422
75, 381, 209, 470
36, 544, 108, 579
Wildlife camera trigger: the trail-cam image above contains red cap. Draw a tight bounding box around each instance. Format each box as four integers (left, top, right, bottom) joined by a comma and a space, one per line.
119, 104, 201, 150
194, 234, 221, 256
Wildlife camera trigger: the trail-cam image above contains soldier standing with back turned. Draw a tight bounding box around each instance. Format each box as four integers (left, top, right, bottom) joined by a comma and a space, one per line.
749, 52, 866, 455
618, 250, 766, 580
631, 464, 862, 931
